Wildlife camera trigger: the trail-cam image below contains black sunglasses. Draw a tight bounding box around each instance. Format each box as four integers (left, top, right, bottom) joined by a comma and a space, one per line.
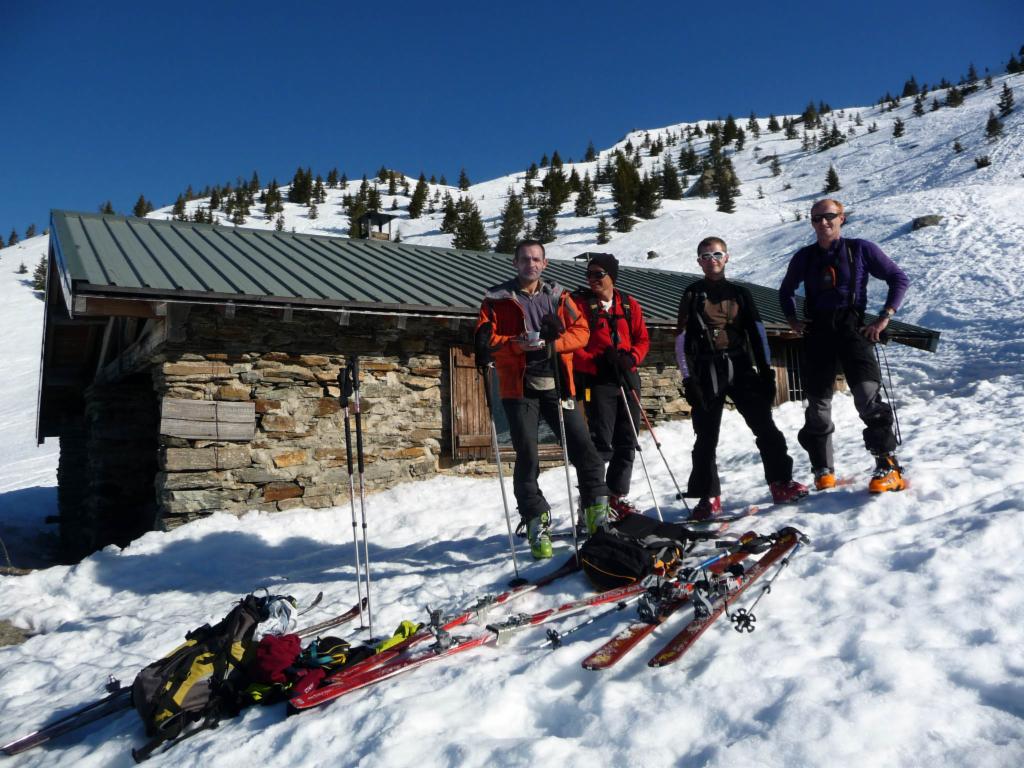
811, 212, 842, 223
586, 270, 608, 280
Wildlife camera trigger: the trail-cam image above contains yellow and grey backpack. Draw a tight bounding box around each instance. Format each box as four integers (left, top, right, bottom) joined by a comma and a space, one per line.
131, 594, 270, 761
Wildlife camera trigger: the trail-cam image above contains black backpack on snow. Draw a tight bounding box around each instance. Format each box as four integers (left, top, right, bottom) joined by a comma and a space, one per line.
580, 515, 708, 591
131, 594, 271, 761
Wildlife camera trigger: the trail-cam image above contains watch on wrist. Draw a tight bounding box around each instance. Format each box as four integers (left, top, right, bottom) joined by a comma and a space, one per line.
882, 308, 895, 319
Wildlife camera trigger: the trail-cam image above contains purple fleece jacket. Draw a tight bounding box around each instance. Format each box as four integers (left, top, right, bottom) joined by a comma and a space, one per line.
778, 237, 909, 318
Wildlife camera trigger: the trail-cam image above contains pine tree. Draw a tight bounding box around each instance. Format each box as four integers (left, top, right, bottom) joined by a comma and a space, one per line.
823, 165, 841, 193
7, 228, 18, 247
595, 215, 611, 244
902, 76, 919, 98
348, 200, 367, 238
568, 167, 582, 194
531, 197, 558, 243
770, 154, 782, 177
722, 114, 739, 145
458, 168, 470, 190
1008, 54, 1021, 75
327, 168, 339, 188
913, 95, 925, 117
275, 214, 285, 231
249, 171, 260, 194
408, 176, 429, 219
17, 262, 27, 274
367, 186, 381, 212
945, 86, 964, 108
494, 191, 525, 254
953, 140, 964, 153
986, 111, 1004, 140
440, 193, 459, 234
998, 82, 1014, 116
611, 153, 639, 232
574, 178, 597, 216
33, 256, 47, 291
966, 62, 978, 85
453, 200, 490, 250
635, 172, 661, 219
715, 167, 736, 214
767, 114, 781, 132
308, 202, 319, 220
550, 150, 562, 168
541, 165, 571, 209
25, 223, 36, 239
892, 118, 905, 138
131, 195, 150, 217
585, 140, 597, 162
171, 195, 186, 221
661, 156, 682, 200
388, 174, 397, 195
100, 201, 115, 215
785, 119, 798, 139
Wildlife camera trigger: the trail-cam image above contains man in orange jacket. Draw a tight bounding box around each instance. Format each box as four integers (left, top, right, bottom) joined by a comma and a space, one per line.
476, 239, 610, 559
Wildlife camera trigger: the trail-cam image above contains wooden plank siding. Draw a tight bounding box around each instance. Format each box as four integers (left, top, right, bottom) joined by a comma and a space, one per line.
159, 399, 256, 441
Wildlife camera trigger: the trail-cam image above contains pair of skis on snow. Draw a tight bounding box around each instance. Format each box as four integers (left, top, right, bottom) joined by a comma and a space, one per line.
0, 597, 369, 756
288, 527, 806, 711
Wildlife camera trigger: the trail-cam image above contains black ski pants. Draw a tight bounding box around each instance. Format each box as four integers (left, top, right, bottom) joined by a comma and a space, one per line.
502, 386, 609, 522
578, 373, 642, 497
686, 357, 793, 499
798, 309, 897, 469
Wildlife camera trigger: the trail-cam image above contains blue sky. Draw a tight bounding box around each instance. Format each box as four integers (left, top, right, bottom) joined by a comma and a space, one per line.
1, 0, 1021, 239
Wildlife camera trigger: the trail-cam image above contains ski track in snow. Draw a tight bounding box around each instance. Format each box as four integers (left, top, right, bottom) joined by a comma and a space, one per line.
1, 74, 1023, 767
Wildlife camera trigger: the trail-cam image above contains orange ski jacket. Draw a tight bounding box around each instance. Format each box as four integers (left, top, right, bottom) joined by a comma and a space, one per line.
476, 278, 590, 400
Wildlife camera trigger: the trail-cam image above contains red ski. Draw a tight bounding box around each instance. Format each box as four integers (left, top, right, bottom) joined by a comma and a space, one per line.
647, 527, 805, 668
289, 577, 646, 711
581, 534, 761, 671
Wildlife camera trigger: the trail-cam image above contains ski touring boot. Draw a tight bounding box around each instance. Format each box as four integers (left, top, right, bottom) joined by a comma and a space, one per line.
689, 496, 722, 521
527, 512, 553, 560
609, 495, 640, 521
813, 467, 837, 491
868, 454, 906, 493
583, 496, 612, 534
769, 479, 810, 504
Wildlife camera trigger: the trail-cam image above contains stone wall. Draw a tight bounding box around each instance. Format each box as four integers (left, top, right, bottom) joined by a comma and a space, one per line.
152, 307, 466, 530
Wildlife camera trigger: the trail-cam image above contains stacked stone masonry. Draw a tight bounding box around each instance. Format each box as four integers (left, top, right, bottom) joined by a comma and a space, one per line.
153, 308, 456, 530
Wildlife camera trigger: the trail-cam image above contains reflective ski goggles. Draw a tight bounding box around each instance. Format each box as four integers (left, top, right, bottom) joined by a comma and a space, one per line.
810, 212, 842, 223
697, 251, 726, 262
586, 270, 609, 280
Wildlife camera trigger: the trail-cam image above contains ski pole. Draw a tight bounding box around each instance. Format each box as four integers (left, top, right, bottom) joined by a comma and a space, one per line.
549, 342, 581, 565
479, 360, 525, 586
617, 382, 663, 521
874, 343, 902, 446
625, 385, 688, 511
348, 355, 374, 640
338, 366, 367, 630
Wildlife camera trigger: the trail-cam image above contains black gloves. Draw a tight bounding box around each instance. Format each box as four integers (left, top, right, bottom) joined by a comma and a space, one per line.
602, 347, 636, 375
682, 377, 705, 411
474, 323, 493, 368
759, 369, 777, 402
538, 313, 564, 343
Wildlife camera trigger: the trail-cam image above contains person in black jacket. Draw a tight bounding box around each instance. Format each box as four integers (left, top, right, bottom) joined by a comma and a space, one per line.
676, 237, 807, 519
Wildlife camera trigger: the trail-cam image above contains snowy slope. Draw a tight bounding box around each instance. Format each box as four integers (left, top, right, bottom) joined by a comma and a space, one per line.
1, 74, 1023, 767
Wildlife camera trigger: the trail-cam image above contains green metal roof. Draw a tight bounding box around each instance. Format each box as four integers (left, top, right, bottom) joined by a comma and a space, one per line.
49, 210, 939, 349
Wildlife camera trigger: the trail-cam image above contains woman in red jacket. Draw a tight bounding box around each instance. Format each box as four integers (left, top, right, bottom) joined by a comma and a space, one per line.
571, 253, 650, 518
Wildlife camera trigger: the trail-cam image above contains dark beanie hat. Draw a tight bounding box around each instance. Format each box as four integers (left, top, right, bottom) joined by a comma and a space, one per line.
584, 252, 619, 283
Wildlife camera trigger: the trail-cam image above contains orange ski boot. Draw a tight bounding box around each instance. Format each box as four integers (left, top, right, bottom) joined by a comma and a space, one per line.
814, 468, 837, 491
868, 455, 907, 493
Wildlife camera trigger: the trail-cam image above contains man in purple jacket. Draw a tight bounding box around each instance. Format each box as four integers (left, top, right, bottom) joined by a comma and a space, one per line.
778, 199, 909, 493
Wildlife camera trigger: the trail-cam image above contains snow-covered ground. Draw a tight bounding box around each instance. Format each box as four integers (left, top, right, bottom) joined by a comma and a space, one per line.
1, 73, 1023, 767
